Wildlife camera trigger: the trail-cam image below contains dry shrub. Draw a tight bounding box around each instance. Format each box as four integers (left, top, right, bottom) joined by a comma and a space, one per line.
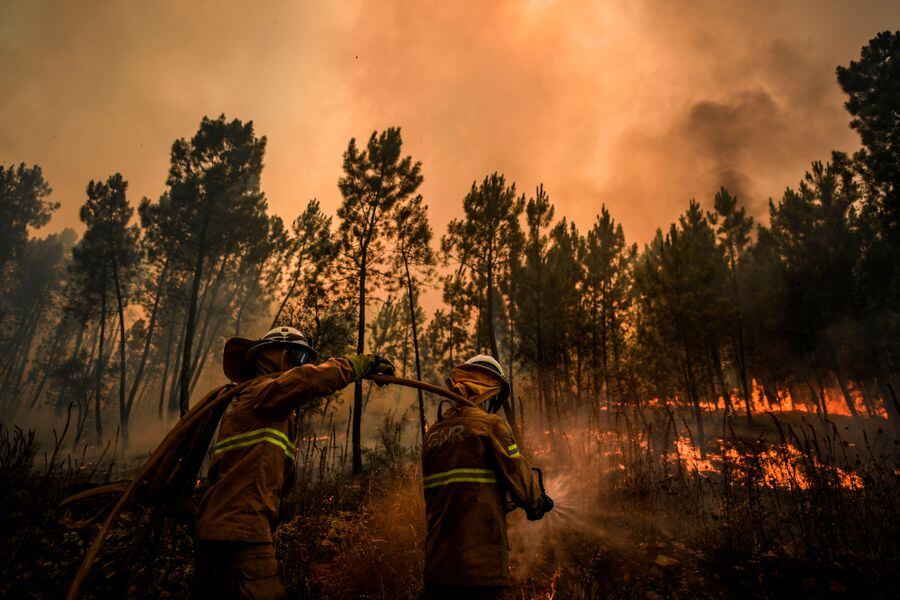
307, 465, 425, 599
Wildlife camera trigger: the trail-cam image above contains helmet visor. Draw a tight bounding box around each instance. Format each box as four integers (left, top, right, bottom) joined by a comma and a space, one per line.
287, 346, 314, 367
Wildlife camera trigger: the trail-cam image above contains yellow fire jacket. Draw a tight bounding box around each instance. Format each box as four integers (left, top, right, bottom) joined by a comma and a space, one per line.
422, 365, 546, 587
195, 357, 354, 542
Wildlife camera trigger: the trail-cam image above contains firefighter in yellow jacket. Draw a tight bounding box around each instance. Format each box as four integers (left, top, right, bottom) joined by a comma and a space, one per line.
192, 326, 394, 600
421, 354, 554, 600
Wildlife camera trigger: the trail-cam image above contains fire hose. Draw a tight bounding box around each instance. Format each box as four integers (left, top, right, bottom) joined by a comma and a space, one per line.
63, 374, 471, 599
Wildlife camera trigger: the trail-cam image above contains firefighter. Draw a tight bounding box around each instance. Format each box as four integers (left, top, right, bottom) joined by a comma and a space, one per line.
192, 326, 394, 600
421, 354, 554, 600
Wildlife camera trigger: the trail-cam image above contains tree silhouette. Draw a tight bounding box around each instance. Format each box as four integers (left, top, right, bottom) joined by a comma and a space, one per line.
70, 174, 139, 440
442, 173, 524, 432
0, 230, 73, 415
837, 31, 900, 226
389, 194, 435, 438
515, 185, 555, 422
583, 206, 633, 412
272, 199, 333, 328
337, 127, 422, 474
708, 188, 754, 419
0, 163, 56, 274
161, 115, 269, 415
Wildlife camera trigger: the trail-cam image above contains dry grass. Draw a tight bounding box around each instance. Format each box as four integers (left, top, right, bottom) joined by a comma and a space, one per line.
504, 407, 900, 598
1, 404, 898, 599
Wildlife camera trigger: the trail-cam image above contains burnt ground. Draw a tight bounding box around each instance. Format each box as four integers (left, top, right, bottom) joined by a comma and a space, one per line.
1, 411, 898, 599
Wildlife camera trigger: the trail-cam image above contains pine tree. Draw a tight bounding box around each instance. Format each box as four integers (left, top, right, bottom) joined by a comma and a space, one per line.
157, 115, 269, 415
708, 188, 755, 419
70, 174, 139, 440
272, 199, 333, 328
337, 127, 422, 474
583, 206, 633, 411
514, 185, 555, 423
442, 173, 524, 431
0, 163, 56, 275
389, 194, 435, 438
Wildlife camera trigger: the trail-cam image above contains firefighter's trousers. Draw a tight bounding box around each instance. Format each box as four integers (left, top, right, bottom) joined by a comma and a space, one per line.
192, 541, 287, 600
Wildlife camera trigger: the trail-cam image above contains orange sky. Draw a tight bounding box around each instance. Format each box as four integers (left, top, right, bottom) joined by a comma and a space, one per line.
2, 1, 898, 245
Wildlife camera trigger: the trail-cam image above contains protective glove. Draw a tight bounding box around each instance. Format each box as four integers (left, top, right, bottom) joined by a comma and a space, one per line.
526, 493, 554, 521
345, 354, 396, 383
542, 493, 555, 514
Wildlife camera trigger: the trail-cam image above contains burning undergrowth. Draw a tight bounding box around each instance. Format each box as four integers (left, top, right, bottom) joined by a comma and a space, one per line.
503, 407, 900, 598
1, 403, 898, 599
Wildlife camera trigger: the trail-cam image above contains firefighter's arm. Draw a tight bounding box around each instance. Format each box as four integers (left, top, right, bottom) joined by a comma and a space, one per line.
489, 419, 551, 520
251, 358, 356, 413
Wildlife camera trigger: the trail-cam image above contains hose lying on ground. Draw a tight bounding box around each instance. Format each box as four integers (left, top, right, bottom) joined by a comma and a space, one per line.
62, 374, 467, 599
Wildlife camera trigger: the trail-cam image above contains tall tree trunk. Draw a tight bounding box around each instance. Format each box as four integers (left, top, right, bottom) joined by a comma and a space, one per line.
731, 329, 753, 418
727, 252, 753, 418
678, 329, 705, 459
506, 287, 519, 437
833, 369, 861, 422
94, 276, 108, 443
158, 321, 176, 420
814, 370, 831, 421
178, 229, 208, 415
168, 323, 185, 416
2, 299, 45, 412
187, 255, 230, 386
111, 261, 129, 442
125, 261, 167, 420
828, 341, 860, 421
600, 296, 610, 412
188, 299, 218, 387
403, 254, 427, 440
0, 298, 44, 404
189, 315, 226, 395
709, 336, 734, 417
485, 255, 520, 437
351, 254, 367, 475
534, 247, 549, 426
590, 292, 601, 404
0, 308, 32, 385
609, 309, 628, 408
858, 380, 879, 417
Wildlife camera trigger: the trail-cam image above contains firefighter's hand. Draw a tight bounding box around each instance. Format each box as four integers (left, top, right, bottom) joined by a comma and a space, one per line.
346, 354, 396, 384
542, 493, 555, 514
526, 493, 554, 521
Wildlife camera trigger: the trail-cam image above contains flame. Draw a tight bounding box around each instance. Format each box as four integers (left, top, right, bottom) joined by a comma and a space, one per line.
673, 436, 717, 474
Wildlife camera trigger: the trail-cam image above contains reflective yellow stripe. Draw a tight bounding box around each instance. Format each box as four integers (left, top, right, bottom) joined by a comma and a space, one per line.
507, 443, 520, 457
422, 467, 497, 489
423, 476, 497, 489
423, 467, 494, 482
214, 427, 295, 451
213, 435, 295, 459
507, 444, 518, 452
213, 430, 296, 460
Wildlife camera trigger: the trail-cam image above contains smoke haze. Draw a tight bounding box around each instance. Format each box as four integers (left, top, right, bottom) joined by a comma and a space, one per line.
1, 0, 898, 245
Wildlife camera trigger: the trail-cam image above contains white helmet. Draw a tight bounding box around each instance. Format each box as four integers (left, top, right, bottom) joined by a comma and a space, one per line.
223, 326, 318, 382
463, 354, 510, 414
248, 326, 318, 364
